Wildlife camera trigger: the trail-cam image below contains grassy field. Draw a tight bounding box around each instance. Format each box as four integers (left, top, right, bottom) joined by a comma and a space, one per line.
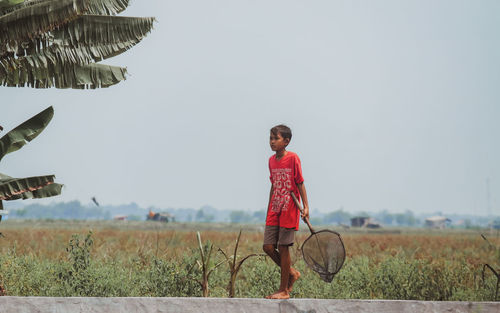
0, 220, 499, 300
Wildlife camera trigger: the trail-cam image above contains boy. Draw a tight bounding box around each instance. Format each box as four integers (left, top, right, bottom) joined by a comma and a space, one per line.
263, 124, 309, 299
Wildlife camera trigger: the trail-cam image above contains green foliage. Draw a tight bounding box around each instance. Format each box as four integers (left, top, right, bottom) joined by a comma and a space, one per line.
144, 256, 201, 297
67, 231, 94, 273
219, 230, 265, 297
0, 252, 496, 300
193, 232, 226, 297
53, 231, 132, 296
0, 229, 498, 301
57, 231, 96, 296
236, 258, 280, 298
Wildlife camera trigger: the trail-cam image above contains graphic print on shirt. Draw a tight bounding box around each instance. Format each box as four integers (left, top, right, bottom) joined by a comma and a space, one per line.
270, 168, 293, 213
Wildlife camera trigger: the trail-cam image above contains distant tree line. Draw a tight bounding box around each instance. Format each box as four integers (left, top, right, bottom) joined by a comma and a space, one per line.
9, 201, 110, 220
210, 207, 421, 227
307, 209, 416, 226
5, 201, 498, 228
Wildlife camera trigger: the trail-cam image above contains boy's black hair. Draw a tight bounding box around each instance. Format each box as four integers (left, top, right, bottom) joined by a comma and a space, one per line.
270, 124, 292, 141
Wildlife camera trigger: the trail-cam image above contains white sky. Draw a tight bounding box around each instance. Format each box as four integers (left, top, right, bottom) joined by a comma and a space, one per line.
1, 1, 499, 215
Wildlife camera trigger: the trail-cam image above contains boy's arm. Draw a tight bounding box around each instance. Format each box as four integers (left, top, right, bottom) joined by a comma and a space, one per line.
297, 183, 309, 220
267, 185, 274, 209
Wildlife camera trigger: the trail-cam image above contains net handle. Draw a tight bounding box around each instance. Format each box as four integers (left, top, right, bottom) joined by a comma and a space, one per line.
290, 191, 315, 234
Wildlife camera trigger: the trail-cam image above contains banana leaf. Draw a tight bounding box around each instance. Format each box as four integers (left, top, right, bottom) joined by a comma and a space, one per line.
2, 15, 155, 60
0, 106, 62, 223
0, 0, 130, 44
0, 0, 24, 9
0, 172, 62, 201
0, 0, 24, 10
3, 38, 142, 67
0, 106, 53, 161
0, 0, 129, 17
0, 61, 127, 88
0, 0, 153, 89
54, 15, 155, 46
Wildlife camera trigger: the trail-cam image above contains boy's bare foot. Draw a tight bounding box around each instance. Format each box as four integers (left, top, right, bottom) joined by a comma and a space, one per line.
266, 290, 290, 299
265, 291, 278, 299
287, 269, 301, 292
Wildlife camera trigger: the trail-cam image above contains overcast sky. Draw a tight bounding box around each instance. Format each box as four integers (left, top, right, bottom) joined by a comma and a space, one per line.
1, 1, 499, 215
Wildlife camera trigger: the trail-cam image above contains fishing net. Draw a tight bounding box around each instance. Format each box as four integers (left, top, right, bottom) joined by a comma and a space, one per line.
289, 191, 345, 283
301, 230, 345, 283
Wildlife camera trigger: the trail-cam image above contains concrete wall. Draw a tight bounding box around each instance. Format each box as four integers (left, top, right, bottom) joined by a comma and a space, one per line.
0, 297, 499, 313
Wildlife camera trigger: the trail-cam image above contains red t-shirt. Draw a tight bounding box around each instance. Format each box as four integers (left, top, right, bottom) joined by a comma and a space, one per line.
266, 151, 304, 230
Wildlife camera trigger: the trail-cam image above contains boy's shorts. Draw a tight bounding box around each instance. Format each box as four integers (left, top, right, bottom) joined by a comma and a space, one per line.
263, 225, 296, 246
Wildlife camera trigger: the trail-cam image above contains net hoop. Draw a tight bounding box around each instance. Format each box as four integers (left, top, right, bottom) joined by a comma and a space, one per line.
300, 229, 346, 283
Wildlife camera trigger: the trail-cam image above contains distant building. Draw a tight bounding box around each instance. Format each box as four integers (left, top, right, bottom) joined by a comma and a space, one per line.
351, 216, 369, 227
350, 216, 382, 228
113, 215, 127, 221
425, 216, 451, 229
365, 220, 382, 229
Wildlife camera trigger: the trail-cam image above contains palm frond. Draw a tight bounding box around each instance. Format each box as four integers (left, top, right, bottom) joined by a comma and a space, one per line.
0, 106, 53, 161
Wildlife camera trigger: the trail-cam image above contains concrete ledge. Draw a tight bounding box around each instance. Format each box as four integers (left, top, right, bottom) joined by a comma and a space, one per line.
0, 297, 498, 313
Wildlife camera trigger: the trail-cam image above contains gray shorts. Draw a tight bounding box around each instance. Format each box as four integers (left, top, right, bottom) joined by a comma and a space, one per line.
263, 225, 296, 246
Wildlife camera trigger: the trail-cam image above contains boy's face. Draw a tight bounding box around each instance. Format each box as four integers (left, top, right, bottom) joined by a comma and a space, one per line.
270, 132, 289, 152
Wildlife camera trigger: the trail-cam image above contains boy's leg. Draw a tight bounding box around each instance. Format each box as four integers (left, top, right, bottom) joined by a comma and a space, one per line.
274, 244, 292, 299
268, 228, 301, 299
279, 228, 301, 293
268, 245, 301, 299
263, 244, 281, 265
264, 244, 291, 299
263, 245, 300, 294
263, 225, 282, 299
262, 225, 280, 265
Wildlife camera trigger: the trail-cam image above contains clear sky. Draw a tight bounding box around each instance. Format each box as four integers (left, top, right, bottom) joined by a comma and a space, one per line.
1, 1, 499, 215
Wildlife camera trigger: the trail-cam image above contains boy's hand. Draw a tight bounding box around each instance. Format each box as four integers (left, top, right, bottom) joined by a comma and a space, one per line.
295, 183, 310, 221
301, 205, 309, 220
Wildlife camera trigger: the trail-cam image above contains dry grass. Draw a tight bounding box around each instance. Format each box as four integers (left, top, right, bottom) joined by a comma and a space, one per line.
1, 220, 498, 268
